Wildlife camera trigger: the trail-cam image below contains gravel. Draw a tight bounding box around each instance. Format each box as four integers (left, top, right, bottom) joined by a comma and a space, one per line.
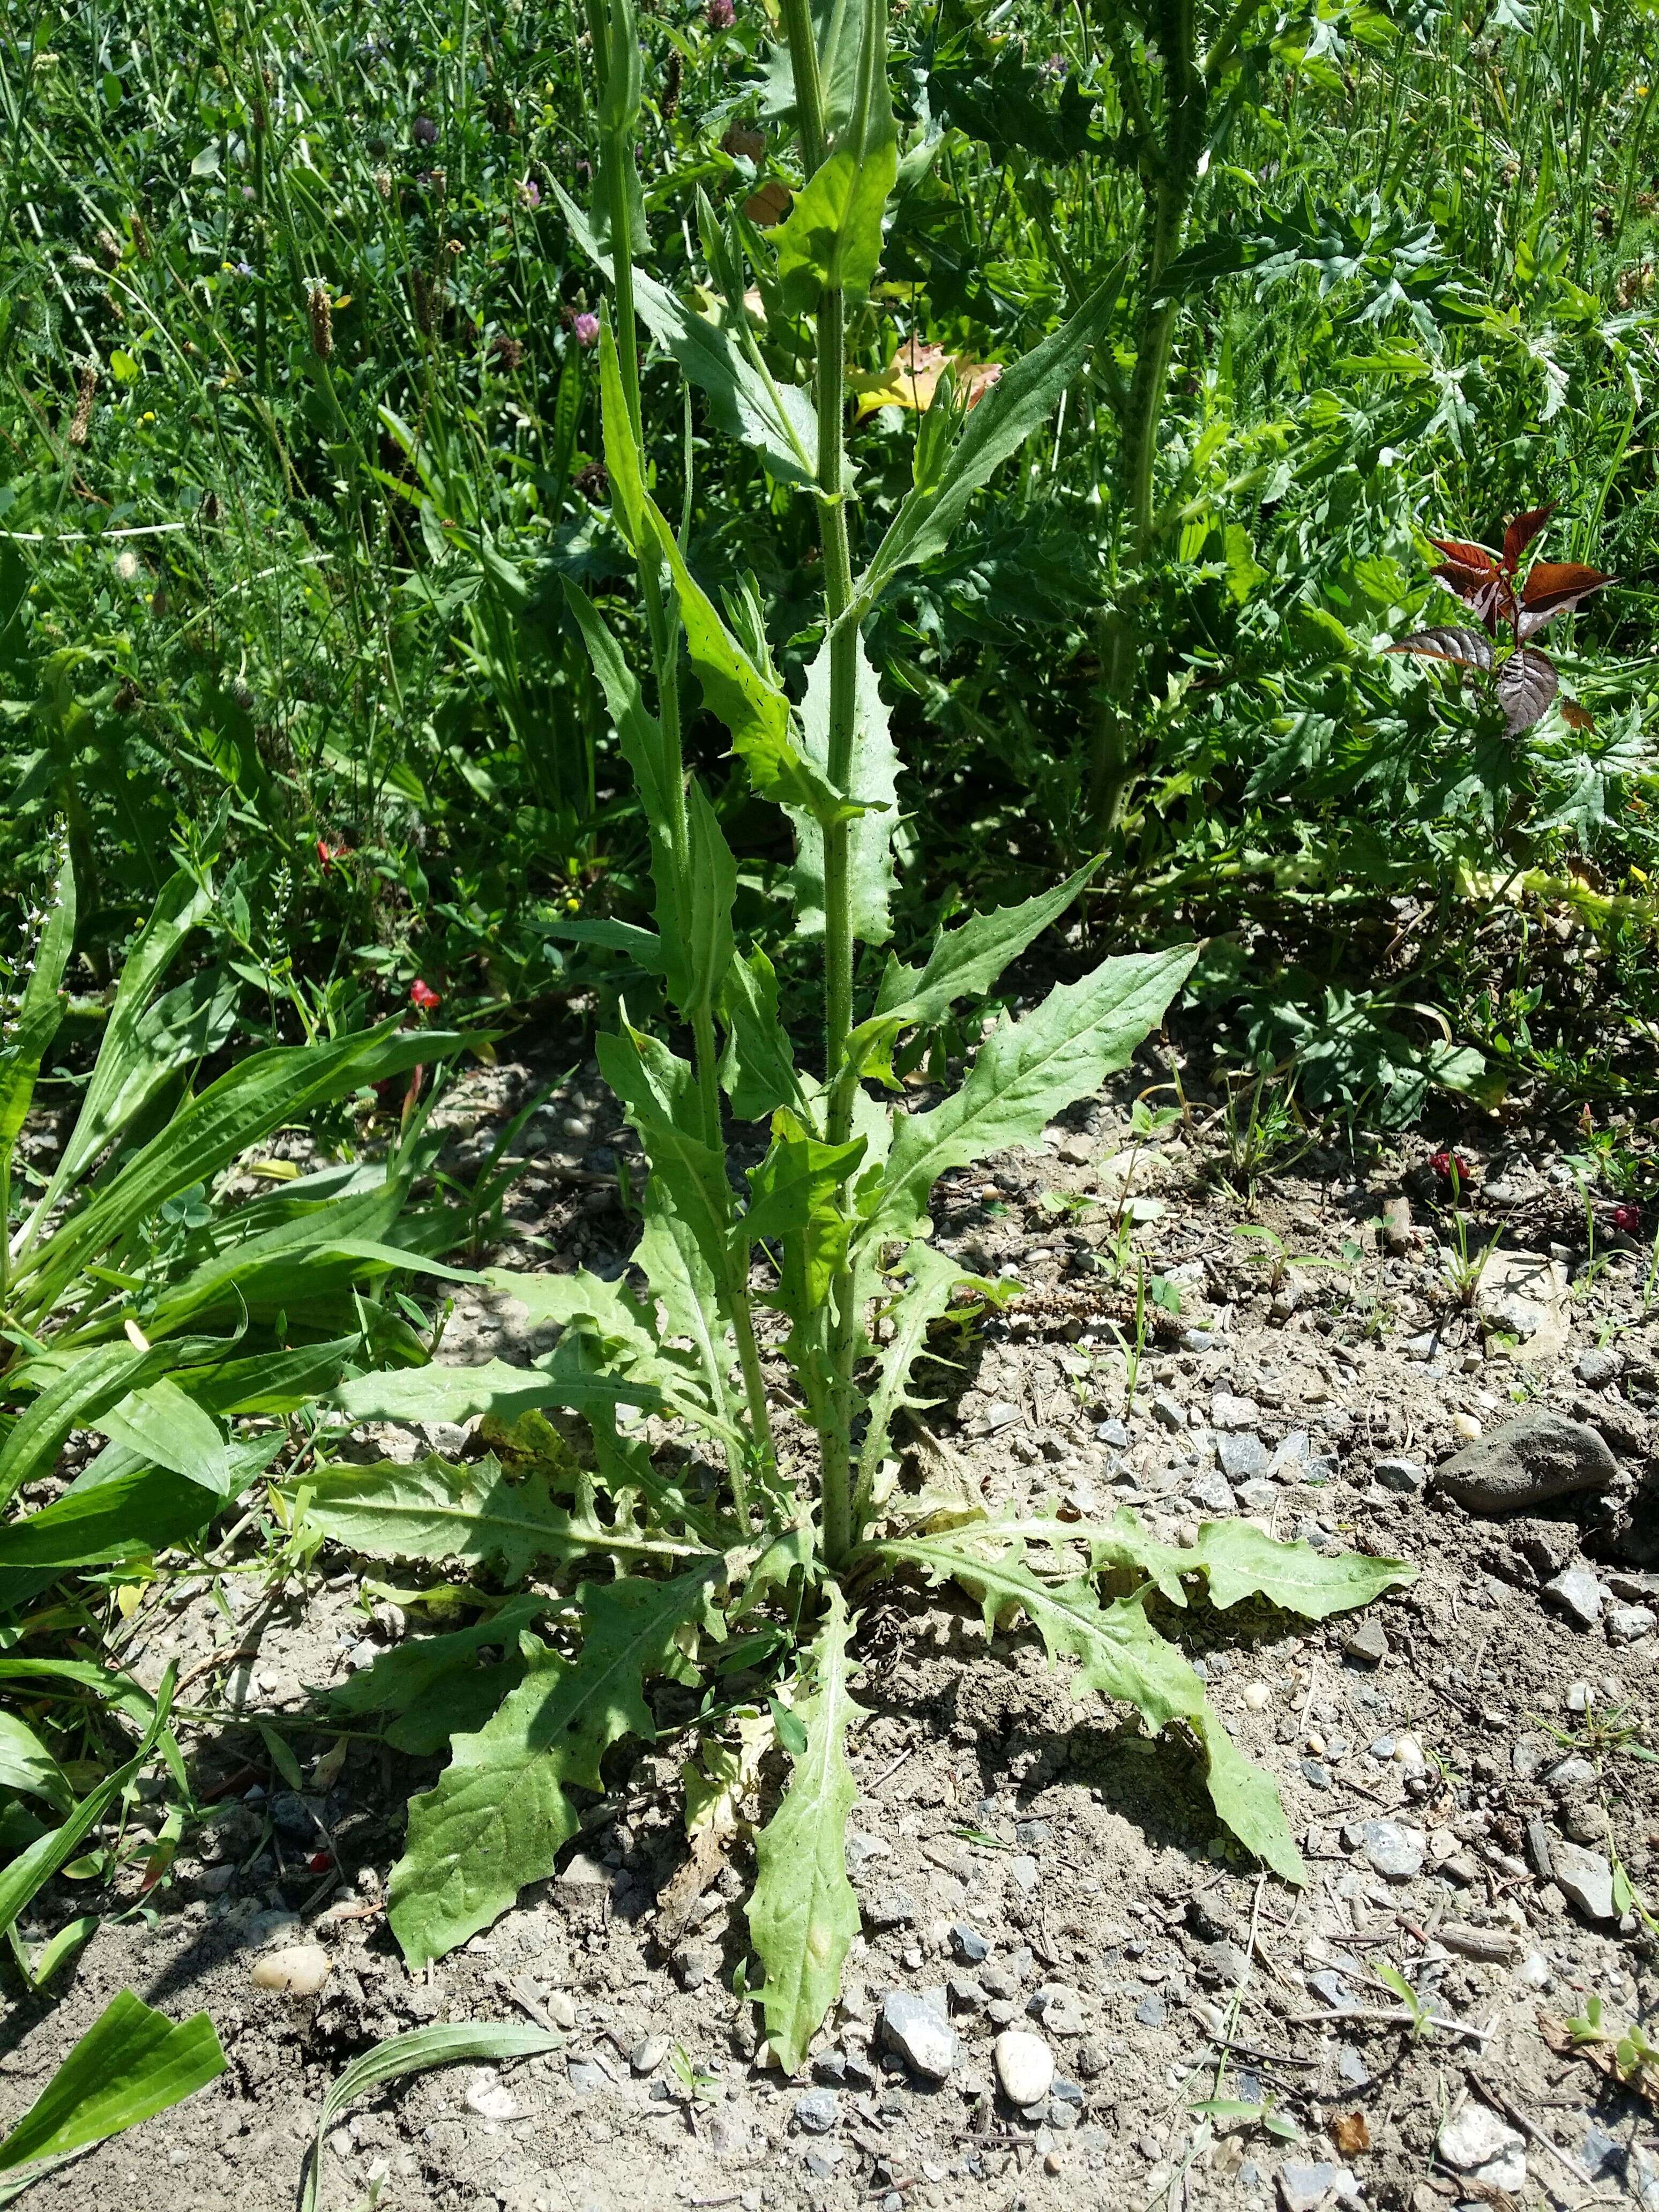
1437, 2101, 1527, 2189
1543, 1565, 1606, 1627
1551, 1841, 1618, 1922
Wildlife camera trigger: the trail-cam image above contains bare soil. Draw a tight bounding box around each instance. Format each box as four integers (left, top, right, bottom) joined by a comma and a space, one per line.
4, 1055, 1657, 2212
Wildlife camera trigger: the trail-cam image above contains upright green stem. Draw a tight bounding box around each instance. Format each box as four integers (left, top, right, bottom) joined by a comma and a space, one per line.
595, 35, 775, 1497
779, 0, 860, 1567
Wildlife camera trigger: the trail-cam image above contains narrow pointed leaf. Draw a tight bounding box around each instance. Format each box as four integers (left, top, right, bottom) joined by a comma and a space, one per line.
685, 781, 737, 1017
301, 2025, 566, 2212
864, 945, 1195, 1243
552, 180, 818, 487
1502, 503, 1554, 567
858, 269, 1122, 604
599, 1022, 735, 1288
771, 0, 896, 308
92, 1377, 233, 1495
748, 1587, 862, 2072
388, 1564, 722, 1965
563, 582, 687, 999
0, 849, 75, 1163
334, 1348, 666, 1428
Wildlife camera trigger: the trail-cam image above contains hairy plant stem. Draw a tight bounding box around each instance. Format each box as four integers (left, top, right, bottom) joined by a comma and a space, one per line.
1089, 0, 1206, 833
598, 78, 774, 1504
779, 0, 861, 1569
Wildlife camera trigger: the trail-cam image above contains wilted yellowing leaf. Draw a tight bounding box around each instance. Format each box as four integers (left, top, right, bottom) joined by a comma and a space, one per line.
848, 336, 1002, 420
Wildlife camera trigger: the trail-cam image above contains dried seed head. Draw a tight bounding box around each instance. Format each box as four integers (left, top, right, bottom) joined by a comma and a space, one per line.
490, 333, 525, 372
308, 282, 333, 359
372, 167, 393, 202
68, 364, 98, 446
95, 226, 122, 268
662, 50, 682, 117
130, 212, 152, 259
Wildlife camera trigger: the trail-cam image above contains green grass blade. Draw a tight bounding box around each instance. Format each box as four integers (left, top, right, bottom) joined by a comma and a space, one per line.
0, 1990, 223, 2173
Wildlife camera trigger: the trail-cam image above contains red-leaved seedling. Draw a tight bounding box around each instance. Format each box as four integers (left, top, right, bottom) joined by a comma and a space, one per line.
1388, 501, 1612, 733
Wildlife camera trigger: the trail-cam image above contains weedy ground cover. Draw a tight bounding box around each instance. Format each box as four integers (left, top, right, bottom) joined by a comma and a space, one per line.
0, 0, 1654, 2185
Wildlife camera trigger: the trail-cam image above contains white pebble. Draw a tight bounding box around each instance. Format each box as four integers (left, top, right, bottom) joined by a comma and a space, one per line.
993, 2030, 1055, 2108
1452, 1412, 1481, 1440
251, 1944, 331, 1996
1241, 1682, 1272, 1712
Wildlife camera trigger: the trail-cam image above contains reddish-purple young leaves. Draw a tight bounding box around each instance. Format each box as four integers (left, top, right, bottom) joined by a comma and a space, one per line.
1392, 503, 1612, 734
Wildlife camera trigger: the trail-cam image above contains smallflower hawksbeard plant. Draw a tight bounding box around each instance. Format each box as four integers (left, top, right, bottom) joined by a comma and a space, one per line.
305, 0, 1415, 2073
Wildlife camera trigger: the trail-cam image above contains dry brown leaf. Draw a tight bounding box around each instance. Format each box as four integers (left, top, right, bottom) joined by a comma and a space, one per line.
1329, 2111, 1371, 2155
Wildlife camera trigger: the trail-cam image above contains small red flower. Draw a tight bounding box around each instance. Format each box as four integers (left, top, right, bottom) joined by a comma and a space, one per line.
316, 836, 352, 873
1610, 1202, 1642, 1235
308, 1849, 333, 1873
409, 978, 442, 1012
1430, 1148, 1472, 1185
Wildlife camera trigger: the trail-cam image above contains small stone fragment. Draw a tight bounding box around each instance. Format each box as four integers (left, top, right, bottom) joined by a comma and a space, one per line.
1212, 1393, 1260, 1432
466, 2072, 519, 2121
251, 1944, 331, 1995
1436, 1410, 1616, 1515
1276, 2158, 1362, 2211
1219, 1432, 1271, 1480
1438, 2102, 1526, 2190
1373, 1456, 1425, 1495
1134, 1994, 1167, 2028
1575, 1347, 1623, 1386
557, 1850, 610, 1890
878, 1989, 959, 2081
950, 1922, 990, 1964
1551, 1840, 1617, 1922
1027, 1983, 1086, 2036
631, 2035, 668, 2075
1187, 1469, 1237, 1515
1608, 1604, 1656, 1643
993, 2030, 1055, 2108
1241, 1681, 1272, 1712
793, 2088, 839, 2135
1381, 1194, 1414, 1254
1343, 1619, 1389, 1668
1543, 1566, 1605, 1628
1361, 1819, 1425, 1881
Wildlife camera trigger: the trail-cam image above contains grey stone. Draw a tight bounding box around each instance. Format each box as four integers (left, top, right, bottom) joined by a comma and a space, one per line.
1361, 1819, 1425, 1881
1299, 1759, 1333, 1791
1438, 2102, 1526, 2189
630, 2035, 668, 2075
1609, 1604, 1656, 1643
1027, 1982, 1086, 2036
1632, 2142, 1659, 2212
1219, 1431, 1271, 1480
1344, 1619, 1389, 1668
878, 1989, 959, 2081
1273, 1430, 1311, 1470
864, 1887, 919, 1929
566, 2059, 607, 2094
1197, 1940, 1251, 1988
1543, 1566, 1605, 1628
1276, 2159, 1361, 2211
802, 2148, 841, 2179
1581, 2124, 1624, 2180
993, 2030, 1054, 2108
1551, 1841, 1617, 1922
1237, 1477, 1279, 1512
1436, 1409, 1617, 1515
1133, 1994, 1167, 2028
1187, 1469, 1237, 1515
1307, 1970, 1354, 2011
1373, 1455, 1426, 1495
1153, 1393, 1188, 1432
1097, 1418, 1130, 1448
793, 2088, 839, 2135
557, 1851, 609, 1890
1212, 1392, 1260, 1431
1574, 1347, 1623, 1386
950, 1922, 990, 1964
